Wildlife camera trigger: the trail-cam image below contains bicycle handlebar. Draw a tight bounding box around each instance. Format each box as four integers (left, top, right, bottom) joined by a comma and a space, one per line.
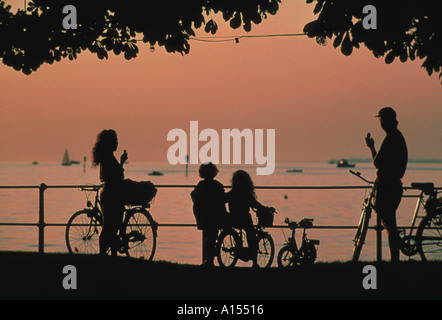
78, 185, 102, 192
349, 170, 375, 184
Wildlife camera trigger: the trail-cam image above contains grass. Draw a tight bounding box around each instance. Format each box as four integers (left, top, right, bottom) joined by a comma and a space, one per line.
1, 251, 441, 299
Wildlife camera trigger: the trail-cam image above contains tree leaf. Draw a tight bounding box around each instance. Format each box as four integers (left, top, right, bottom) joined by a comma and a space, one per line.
333, 33, 343, 48
341, 32, 352, 56
385, 50, 395, 64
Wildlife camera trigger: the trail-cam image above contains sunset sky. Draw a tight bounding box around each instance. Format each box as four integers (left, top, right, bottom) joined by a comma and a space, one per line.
1, 1, 441, 165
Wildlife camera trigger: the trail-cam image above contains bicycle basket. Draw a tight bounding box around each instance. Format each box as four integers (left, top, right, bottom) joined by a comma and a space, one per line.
122, 179, 157, 207
256, 206, 275, 227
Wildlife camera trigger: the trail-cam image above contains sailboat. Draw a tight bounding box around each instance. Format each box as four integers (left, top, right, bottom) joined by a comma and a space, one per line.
62, 149, 80, 166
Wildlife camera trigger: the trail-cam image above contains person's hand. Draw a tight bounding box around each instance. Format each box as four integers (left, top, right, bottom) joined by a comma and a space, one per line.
365, 133, 375, 149
120, 150, 128, 164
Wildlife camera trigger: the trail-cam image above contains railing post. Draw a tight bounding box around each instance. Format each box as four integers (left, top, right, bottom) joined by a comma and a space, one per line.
376, 213, 382, 262
38, 183, 47, 254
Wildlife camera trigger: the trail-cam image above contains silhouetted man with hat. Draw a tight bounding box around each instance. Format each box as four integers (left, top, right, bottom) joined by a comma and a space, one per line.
365, 107, 408, 262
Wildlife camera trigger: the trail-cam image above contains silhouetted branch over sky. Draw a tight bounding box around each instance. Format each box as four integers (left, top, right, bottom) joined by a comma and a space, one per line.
0, 0, 281, 74
303, 0, 442, 83
1, 0, 441, 84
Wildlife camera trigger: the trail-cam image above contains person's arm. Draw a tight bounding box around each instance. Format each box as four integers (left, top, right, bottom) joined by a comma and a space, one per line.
120, 150, 128, 167
250, 194, 265, 211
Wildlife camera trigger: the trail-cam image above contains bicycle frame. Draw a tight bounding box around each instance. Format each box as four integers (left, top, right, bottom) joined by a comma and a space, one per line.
283, 219, 302, 250
401, 190, 426, 239
286, 227, 311, 254
277, 217, 319, 267
80, 185, 103, 214
400, 184, 441, 257
351, 170, 440, 260
231, 225, 265, 258
67, 185, 158, 259
80, 185, 154, 230
216, 221, 275, 268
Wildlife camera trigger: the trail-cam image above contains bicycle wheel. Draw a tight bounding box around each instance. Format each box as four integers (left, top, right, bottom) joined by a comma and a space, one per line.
256, 232, 274, 268
123, 208, 157, 260
277, 246, 297, 268
301, 241, 318, 265
416, 211, 442, 261
217, 229, 240, 268
66, 209, 102, 254
352, 207, 371, 262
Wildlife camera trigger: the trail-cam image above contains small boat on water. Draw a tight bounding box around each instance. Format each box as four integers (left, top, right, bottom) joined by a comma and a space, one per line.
62, 149, 80, 166
148, 171, 164, 176
286, 168, 303, 173
337, 159, 355, 168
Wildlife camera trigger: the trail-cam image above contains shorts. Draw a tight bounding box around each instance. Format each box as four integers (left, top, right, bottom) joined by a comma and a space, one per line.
374, 180, 403, 228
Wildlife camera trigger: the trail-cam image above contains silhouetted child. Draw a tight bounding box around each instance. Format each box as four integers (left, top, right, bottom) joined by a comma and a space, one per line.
227, 170, 268, 268
191, 162, 227, 267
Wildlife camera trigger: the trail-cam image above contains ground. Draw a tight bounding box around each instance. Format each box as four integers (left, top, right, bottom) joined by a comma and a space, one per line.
0, 251, 441, 299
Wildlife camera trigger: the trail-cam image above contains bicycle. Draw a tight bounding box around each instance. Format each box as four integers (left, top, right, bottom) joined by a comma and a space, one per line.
350, 170, 442, 262
350, 170, 376, 262
216, 207, 276, 268
65, 185, 158, 260
277, 217, 320, 268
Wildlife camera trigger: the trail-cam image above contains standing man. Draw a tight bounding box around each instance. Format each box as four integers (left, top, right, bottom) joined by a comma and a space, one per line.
365, 107, 408, 262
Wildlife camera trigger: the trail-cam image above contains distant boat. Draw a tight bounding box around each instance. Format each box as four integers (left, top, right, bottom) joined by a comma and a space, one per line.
62, 149, 80, 166
286, 168, 303, 173
148, 171, 164, 176
337, 159, 355, 168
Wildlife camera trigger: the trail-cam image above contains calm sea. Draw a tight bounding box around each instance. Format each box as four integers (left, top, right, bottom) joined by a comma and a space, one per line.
1, 161, 441, 265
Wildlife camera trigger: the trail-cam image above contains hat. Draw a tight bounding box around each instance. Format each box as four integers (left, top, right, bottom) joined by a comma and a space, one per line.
376, 107, 397, 120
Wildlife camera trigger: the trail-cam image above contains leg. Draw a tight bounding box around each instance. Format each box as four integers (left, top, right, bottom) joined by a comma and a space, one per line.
100, 202, 124, 256
381, 212, 401, 262
244, 224, 258, 267
204, 228, 219, 266
375, 182, 403, 262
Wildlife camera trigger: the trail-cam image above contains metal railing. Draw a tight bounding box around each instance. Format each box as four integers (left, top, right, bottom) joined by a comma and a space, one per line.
0, 183, 437, 262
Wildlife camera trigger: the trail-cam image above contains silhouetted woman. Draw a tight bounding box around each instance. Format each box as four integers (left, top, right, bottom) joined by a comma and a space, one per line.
92, 129, 128, 256
227, 170, 266, 267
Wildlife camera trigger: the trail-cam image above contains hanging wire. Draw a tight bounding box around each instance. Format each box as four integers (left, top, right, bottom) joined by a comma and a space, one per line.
134, 32, 307, 52
135, 33, 306, 44
190, 33, 307, 43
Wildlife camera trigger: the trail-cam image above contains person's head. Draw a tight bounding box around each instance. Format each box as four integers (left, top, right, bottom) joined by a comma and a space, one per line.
92, 129, 118, 167
198, 162, 219, 180
376, 107, 398, 131
231, 170, 255, 196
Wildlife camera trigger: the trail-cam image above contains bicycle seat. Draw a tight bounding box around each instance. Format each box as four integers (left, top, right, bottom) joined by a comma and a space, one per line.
299, 218, 314, 229
411, 182, 434, 195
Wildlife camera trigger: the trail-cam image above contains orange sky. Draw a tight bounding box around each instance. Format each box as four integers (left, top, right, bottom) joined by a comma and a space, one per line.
1, 1, 441, 164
